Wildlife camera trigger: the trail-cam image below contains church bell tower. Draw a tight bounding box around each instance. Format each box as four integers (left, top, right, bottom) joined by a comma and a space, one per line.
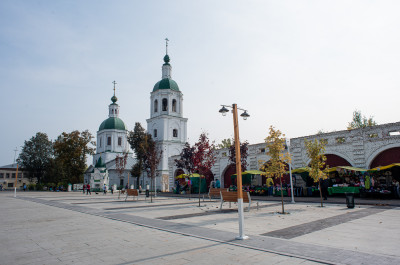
146, 39, 188, 190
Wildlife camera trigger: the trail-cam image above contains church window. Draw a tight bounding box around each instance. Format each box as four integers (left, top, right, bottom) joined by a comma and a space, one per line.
99, 138, 102, 148
107, 137, 111, 146
118, 137, 122, 146
162, 98, 168, 111
172, 99, 177, 112
154, 100, 158, 112
173, 129, 178, 138
154, 129, 157, 138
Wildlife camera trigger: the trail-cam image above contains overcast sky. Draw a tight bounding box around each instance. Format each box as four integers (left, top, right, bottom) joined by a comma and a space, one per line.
1, 0, 399, 166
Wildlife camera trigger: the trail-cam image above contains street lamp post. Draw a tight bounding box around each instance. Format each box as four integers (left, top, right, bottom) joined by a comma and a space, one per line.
219, 103, 249, 240
286, 139, 295, 203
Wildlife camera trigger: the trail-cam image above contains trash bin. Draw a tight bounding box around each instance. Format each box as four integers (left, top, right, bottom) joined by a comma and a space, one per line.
345, 192, 355, 208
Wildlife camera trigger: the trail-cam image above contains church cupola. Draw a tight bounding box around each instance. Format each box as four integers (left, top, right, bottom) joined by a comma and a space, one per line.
109, 81, 120, 118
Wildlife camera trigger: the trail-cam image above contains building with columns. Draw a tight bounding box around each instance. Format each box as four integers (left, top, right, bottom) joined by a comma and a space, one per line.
168, 122, 400, 190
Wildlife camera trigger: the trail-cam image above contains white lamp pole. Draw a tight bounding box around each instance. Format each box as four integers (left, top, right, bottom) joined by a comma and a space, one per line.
286, 139, 295, 203
219, 104, 250, 240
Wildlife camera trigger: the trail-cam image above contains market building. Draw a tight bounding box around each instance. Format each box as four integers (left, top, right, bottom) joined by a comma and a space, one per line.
168, 122, 400, 195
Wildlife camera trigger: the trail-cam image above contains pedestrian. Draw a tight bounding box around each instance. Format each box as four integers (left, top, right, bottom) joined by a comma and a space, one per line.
125, 184, 128, 190
139, 185, 142, 194
86, 184, 91, 195
266, 177, 274, 196
320, 178, 329, 200
110, 185, 114, 194
83, 184, 86, 194
0, 184, 3, 191
215, 179, 221, 188
23, 184, 27, 191
103, 184, 107, 195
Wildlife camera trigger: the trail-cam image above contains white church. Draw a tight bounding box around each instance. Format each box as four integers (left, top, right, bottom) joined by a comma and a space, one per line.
84, 44, 187, 192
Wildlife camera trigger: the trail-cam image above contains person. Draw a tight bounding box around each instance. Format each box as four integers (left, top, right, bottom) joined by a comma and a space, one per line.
125, 184, 128, 190
23, 184, 27, 191
103, 184, 107, 195
266, 177, 274, 196
83, 184, 86, 194
176, 181, 180, 194
139, 185, 142, 194
86, 184, 91, 195
215, 179, 221, 188
0, 184, 3, 191
320, 178, 329, 200
110, 185, 114, 194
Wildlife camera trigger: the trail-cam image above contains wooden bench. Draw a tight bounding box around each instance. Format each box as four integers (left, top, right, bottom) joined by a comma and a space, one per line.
220, 191, 251, 211
208, 188, 228, 200
118, 189, 125, 199
125, 189, 139, 201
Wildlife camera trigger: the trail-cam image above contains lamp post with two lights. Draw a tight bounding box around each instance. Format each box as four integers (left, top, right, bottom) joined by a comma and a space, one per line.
219, 104, 249, 240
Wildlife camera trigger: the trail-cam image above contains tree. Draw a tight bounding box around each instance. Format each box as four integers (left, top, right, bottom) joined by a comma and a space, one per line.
262, 126, 291, 214
17, 132, 53, 183
53, 130, 95, 184
304, 138, 328, 207
115, 152, 128, 187
128, 123, 147, 189
229, 140, 249, 172
217, 138, 232, 149
192, 133, 216, 206
347, 110, 377, 130
142, 134, 162, 203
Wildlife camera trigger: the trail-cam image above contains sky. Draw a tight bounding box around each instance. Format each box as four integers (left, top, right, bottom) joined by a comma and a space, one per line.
1, 0, 399, 166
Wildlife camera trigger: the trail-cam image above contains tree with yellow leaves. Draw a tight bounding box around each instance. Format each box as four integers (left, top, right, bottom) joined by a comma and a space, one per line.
262, 126, 291, 214
304, 138, 328, 207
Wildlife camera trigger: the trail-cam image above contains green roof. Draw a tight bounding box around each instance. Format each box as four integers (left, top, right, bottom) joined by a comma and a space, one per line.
153, 78, 180, 92
99, 117, 126, 131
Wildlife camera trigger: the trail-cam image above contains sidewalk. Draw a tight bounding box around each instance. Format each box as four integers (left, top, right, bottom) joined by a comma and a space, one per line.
1, 191, 399, 264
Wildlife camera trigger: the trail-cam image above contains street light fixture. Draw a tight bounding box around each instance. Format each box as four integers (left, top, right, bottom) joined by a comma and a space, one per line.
219, 104, 249, 240
218, 106, 229, 116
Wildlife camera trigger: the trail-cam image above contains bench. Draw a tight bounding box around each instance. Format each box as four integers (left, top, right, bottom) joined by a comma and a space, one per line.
125, 189, 139, 201
118, 189, 125, 199
208, 188, 228, 200
220, 191, 251, 211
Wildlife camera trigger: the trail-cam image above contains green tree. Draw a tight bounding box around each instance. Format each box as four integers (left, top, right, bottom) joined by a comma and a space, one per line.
17, 132, 53, 184
142, 134, 162, 203
217, 138, 232, 149
262, 126, 291, 214
304, 138, 328, 207
127, 122, 147, 188
347, 110, 377, 130
53, 130, 95, 184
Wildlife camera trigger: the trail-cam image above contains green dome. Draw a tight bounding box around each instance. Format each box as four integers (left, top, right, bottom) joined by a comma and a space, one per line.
153, 78, 180, 92
99, 117, 126, 131
163, 54, 170, 63
111, 95, 117, 103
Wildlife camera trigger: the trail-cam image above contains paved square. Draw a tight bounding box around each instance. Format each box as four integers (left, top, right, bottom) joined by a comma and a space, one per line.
1, 191, 399, 264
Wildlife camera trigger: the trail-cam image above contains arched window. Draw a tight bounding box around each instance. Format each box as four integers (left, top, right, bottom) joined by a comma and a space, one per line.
154, 129, 157, 138
154, 100, 158, 112
107, 137, 111, 146
172, 99, 177, 112
118, 137, 122, 146
162, 98, 168, 111
173, 129, 178, 138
